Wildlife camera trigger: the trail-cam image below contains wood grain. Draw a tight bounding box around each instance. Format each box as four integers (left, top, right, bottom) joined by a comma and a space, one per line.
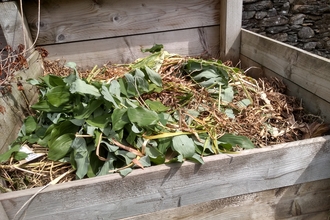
1, 136, 329, 219
42, 26, 220, 68
0, 26, 6, 48
220, 0, 243, 64
240, 29, 330, 104
240, 54, 330, 123
23, 0, 220, 45
0, 1, 33, 51
0, 51, 43, 153
123, 179, 330, 220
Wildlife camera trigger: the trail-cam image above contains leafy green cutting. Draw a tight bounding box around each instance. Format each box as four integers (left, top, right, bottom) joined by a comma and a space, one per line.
0, 47, 255, 178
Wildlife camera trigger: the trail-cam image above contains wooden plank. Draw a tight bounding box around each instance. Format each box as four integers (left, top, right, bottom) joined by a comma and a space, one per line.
240, 54, 330, 123
240, 29, 330, 104
23, 0, 220, 45
0, 136, 329, 219
0, 1, 33, 51
43, 26, 220, 68
123, 179, 330, 219
0, 26, 6, 48
0, 202, 9, 220
219, 0, 242, 64
0, 50, 43, 153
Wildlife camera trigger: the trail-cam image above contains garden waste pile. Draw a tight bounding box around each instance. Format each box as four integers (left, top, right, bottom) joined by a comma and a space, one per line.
1, 45, 329, 191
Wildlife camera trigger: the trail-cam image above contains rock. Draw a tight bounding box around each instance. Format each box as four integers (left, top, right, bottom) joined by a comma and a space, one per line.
255, 11, 268, 19
243, 11, 256, 20
303, 42, 317, 50
287, 34, 298, 43
244, 0, 273, 11
266, 25, 290, 34
290, 14, 306, 25
260, 15, 289, 27
271, 33, 288, 42
298, 27, 315, 39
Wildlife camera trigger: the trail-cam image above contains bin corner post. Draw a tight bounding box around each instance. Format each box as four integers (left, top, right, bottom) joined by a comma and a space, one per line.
219, 0, 243, 65
0, 1, 34, 53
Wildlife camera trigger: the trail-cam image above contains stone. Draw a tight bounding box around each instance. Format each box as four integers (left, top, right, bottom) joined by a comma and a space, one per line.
290, 14, 306, 25
266, 25, 290, 34
244, 0, 273, 11
255, 11, 268, 19
287, 34, 298, 43
303, 42, 317, 50
267, 8, 278, 17
243, 11, 256, 20
271, 33, 288, 42
260, 15, 289, 27
298, 26, 315, 39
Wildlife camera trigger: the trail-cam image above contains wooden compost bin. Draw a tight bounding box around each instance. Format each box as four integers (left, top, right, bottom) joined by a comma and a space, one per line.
0, 0, 330, 219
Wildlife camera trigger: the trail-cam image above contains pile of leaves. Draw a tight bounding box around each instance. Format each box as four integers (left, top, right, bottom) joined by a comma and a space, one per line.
1, 45, 329, 191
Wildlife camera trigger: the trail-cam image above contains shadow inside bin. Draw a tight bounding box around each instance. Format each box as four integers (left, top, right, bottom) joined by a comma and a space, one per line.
274, 137, 330, 219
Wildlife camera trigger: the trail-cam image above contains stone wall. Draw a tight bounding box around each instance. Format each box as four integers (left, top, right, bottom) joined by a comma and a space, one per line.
242, 0, 330, 59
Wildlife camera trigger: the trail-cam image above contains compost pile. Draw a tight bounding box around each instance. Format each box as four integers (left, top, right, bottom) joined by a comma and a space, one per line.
1, 45, 329, 192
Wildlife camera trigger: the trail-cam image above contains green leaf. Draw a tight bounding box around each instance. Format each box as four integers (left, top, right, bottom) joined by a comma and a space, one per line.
48, 133, 75, 161
237, 99, 251, 109
109, 80, 123, 101
145, 66, 162, 87
75, 99, 103, 119
145, 145, 165, 164
141, 44, 163, 53
31, 100, 72, 113
134, 69, 149, 93
70, 78, 101, 97
24, 116, 37, 135
111, 108, 129, 131
0, 144, 21, 163
127, 107, 159, 127
46, 85, 71, 107
171, 135, 195, 158
225, 108, 235, 119
86, 114, 111, 129
98, 152, 116, 176
115, 150, 136, 165
101, 85, 119, 108
14, 152, 29, 161
40, 75, 66, 88
218, 133, 255, 149
187, 153, 204, 164
222, 87, 234, 103
119, 168, 132, 177
124, 73, 137, 97
145, 100, 169, 112
71, 137, 89, 179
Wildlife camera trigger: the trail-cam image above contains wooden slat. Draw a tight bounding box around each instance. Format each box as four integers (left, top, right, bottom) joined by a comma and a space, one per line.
240, 29, 330, 104
1, 136, 330, 219
0, 26, 6, 48
240, 54, 330, 123
0, 1, 33, 51
0, 50, 43, 153
43, 26, 220, 68
23, 0, 220, 45
123, 179, 330, 220
219, 0, 242, 64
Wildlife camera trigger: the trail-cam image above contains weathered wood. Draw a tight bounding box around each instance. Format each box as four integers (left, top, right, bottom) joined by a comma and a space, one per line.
0, 26, 6, 48
0, 202, 9, 220
219, 0, 242, 64
23, 0, 220, 45
0, 1, 33, 51
240, 29, 330, 104
123, 179, 330, 220
1, 136, 329, 219
0, 50, 43, 153
240, 54, 330, 123
43, 26, 220, 67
